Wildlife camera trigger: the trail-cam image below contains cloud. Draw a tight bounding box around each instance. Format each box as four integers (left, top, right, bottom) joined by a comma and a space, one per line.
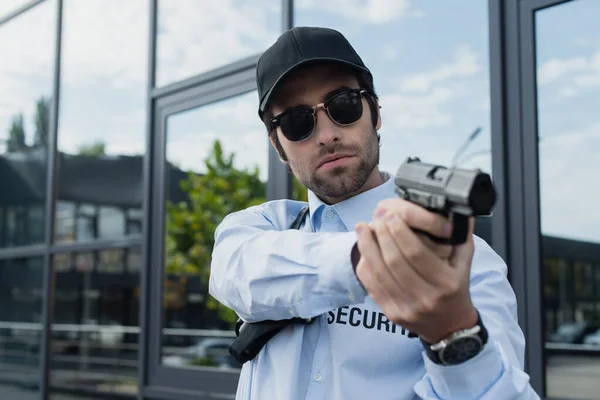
156, 0, 280, 86
0, 0, 55, 143
396, 46, 481, 93
296, 0, 422, 25
60, 0, 148, 88
537, 50, 600, 99
377, 45, 484, 133
165, 93, 270, 181
54, 0, 151, 157
380, 87, 454, 130
537, 57, 588, 84
0, 0, 30, 20
538, 121, 600, 242
382, 45, 399, 61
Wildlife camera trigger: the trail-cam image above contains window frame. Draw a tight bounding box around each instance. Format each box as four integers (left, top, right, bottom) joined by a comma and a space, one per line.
139, 1, 293, 398
142, 70, 263, 399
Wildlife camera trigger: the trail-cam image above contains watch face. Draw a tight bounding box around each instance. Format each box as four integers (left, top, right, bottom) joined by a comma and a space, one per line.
440, 336, 483, 365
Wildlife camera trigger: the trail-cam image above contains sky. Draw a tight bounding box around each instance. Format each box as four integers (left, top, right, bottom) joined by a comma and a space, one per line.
0, 0, 598, 243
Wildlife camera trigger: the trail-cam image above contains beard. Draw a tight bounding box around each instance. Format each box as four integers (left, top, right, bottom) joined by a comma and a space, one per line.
288, 129, 380, 201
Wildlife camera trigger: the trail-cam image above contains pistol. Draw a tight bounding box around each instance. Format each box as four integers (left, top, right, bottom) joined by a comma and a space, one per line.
394, 157, 497, 245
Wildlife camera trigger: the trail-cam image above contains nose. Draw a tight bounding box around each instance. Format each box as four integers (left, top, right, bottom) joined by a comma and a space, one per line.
313, 107, 341, 146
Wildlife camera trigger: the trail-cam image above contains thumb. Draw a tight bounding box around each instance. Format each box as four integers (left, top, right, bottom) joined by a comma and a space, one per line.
449, 216, 476, 269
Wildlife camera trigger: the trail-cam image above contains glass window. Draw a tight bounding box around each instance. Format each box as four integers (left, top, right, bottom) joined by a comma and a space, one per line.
98, 206, 127, 240
293, 1, 492, 243
55, 0, 149, 244
295, 0, 492, 176
155, 0, 282, 87
160, 91, 267, 370
50, 248, 141, 397
536, 1, 600, 399
0, 0, 32, 20
0, 257, 44, 400
98, 249, 125, 273
0, 0, 55, 250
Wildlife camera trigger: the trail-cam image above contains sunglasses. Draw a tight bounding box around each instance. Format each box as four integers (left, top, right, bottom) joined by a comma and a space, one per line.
270, 88, 368, 142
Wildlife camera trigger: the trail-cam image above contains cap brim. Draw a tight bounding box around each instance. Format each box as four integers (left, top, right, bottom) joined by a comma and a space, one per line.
259, 58, 371, 114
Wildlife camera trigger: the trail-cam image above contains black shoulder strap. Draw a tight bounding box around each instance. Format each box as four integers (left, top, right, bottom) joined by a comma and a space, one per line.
233, 205, 310, 336
229, 205, 314, 364
290, 205, 309, 230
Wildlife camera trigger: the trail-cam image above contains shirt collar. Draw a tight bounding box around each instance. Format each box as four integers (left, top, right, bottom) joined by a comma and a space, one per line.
307, 171, 396, 232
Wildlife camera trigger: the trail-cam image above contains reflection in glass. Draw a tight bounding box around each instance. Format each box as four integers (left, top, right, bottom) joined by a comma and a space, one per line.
55, 0, 148, 243
0, 1, 32, 20
50, 247, 141, 396
0, 0, 55, 250
160, 92, 267, 369
536, 1, 600, 398
293, 1, 492, 243
156, 0, 281, 87
0, 257, 44, 400
295, 0, 492, 176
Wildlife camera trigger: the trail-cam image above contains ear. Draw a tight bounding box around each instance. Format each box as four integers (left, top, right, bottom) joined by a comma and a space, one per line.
269, 131, 289, 164
375, 100, 382, 131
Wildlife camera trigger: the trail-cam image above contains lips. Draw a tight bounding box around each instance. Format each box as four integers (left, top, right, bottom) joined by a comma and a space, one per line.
317, 154, 354, 169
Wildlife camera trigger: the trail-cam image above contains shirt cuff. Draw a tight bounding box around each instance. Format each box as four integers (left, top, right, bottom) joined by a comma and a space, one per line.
421, 340, 504, 399
318, 232, 367, 305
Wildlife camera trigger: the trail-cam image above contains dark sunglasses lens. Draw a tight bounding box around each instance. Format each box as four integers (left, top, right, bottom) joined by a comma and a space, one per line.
328, 91, 363, 125
280, 109, 314, 141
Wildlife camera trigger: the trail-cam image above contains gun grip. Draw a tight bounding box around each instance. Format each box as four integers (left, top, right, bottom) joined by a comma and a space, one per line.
413, 213, 470, 245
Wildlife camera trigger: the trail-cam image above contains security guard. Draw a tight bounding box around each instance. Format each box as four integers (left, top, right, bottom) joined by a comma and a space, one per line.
209, 26, 539, 400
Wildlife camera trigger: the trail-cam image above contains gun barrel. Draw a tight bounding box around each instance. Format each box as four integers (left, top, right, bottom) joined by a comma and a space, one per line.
395, 157, 496, 216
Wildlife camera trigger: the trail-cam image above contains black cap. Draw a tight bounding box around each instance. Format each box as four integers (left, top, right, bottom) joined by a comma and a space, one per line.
256, 26, 374, 118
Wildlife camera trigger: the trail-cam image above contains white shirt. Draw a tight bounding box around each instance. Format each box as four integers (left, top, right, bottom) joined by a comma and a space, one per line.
209, 172, 540, 399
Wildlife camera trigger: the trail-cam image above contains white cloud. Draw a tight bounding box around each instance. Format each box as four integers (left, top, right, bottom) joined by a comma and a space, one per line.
166, 93, 270, 181
538, 121, 600, 242
60, 0, 149, 88
537, 50, 600, 99
1, 0, 275, 172
380, 87, 454, 130
396, 46, 481, 93
376, 45, 484, 134
0, 0, 55, 143
297, 0, 422, 25
156, 0, 281, 86
537, 57, 588, 84
0, 0, 30, 20
55, 0, 150, 156
382, 45, 399, 60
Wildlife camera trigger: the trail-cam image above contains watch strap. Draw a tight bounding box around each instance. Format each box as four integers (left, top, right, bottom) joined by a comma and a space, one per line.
421, 310, 488, 365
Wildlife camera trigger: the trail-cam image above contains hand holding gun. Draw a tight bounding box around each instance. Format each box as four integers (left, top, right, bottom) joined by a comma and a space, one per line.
393, 157, 497, 245
228, 157, 497, 364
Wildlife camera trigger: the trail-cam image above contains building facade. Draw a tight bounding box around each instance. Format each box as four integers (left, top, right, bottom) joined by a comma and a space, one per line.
0, 0, 599, 399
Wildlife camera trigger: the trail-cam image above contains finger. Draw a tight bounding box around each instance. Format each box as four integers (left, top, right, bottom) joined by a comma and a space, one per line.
383, 211, 452, 287
354, 228, 414, 326
375, 198, 452, 240
418, 234, 453, 260
354, 223, 397, 303
449, 217, 476, 271
354, 256, 388, 302
370, 214, 433, 293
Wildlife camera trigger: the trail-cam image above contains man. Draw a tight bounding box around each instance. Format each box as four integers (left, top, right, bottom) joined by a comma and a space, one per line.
209, 26, 539, 399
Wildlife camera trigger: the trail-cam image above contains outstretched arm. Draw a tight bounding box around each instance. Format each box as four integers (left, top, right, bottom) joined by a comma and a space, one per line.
208, 202, 366, 323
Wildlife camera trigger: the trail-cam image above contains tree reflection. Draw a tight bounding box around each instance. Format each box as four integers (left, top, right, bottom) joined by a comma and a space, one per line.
165, 140, 266, 324
3, 96, 50, 154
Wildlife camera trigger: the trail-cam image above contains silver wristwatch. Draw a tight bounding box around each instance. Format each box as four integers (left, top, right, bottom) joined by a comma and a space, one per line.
422, 312, 488, 365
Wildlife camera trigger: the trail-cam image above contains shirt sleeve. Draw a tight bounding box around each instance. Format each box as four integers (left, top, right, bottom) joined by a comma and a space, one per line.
208, 202, 367, 323
413, 235, 541, 399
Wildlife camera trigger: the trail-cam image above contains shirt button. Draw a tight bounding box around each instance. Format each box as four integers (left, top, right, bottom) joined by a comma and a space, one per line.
347, 291, 355, 301
326, 210, 334, 218
314, 373, 322, 382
